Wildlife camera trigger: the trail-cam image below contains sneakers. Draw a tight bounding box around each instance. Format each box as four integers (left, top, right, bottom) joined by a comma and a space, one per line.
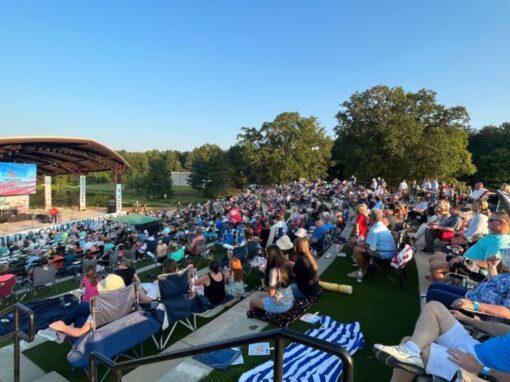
37, 328, 65, 344
347, 270, 360, 279
373, 343, 425, 374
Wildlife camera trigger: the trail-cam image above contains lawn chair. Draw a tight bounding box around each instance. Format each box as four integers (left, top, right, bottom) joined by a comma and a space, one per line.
67, 284, 163, 380
193, 239, 210, 268
366, 228, 412, 288
24, 265, 58, 299
157, 268, 208, 349
0, 274, 17, 306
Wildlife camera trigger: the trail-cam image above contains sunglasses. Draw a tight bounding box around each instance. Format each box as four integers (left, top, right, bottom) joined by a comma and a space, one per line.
488, 218, 503, 223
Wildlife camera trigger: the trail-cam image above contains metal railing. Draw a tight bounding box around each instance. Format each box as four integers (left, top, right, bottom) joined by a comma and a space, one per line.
89, 327, 354, 382
0, 303, 36, 382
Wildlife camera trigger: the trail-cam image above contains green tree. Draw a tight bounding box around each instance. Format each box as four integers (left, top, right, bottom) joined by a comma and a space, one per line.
333, 85, 475, 185
236, 112, 333, 184
142, 154, 173, 199
188, 144, 236, 198
468, 123, 510, 187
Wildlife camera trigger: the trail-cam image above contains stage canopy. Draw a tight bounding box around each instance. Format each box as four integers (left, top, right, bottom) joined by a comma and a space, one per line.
109, 214, 161, 226
0, 137, 129, 176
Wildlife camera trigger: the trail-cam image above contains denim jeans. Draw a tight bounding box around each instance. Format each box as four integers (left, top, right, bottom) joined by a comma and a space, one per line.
426, 283, 468, 308
63, 302, 90, 328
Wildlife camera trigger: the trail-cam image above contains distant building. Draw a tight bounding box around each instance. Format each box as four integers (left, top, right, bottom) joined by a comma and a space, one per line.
172, 172, 191, 186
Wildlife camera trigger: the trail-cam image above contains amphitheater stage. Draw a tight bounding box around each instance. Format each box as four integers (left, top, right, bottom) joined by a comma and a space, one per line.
0, 207, 113, 236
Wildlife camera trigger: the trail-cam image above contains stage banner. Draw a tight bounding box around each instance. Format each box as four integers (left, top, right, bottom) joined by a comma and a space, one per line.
79, 175, 86, 211
0, 163, 37, 196
44, 176, 52, 209
116, 183, 122, 212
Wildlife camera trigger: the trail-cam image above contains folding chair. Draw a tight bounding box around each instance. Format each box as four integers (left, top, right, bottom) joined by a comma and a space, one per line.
157, 268, 200, 349
366, 228, 411, 288
0, 274, 17, 306
24, 265, 58, 299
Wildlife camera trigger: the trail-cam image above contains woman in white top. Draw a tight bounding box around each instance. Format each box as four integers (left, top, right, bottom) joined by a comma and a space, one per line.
450, 200, 489, 246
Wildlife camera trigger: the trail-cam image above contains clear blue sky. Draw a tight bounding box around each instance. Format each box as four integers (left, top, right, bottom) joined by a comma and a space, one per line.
1, 1, 509, 152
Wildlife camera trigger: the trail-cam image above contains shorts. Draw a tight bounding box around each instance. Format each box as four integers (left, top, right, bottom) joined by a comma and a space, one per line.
263, 296, 292, 313
426, 322, 481, 380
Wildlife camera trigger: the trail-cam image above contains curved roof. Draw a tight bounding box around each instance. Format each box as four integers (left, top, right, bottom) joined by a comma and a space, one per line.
0, 137, 129, 176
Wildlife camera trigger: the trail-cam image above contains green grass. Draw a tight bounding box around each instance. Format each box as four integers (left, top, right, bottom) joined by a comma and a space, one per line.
202, 248, 421, 382
30, 183, 208, 208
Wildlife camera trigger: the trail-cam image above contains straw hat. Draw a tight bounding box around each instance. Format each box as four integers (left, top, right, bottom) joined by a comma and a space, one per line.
276, 235, 293, 251
294, 228, 308, 239
97, 274, 125, 293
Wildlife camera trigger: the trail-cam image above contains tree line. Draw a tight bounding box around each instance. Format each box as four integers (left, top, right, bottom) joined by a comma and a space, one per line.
54, 85, 510, 198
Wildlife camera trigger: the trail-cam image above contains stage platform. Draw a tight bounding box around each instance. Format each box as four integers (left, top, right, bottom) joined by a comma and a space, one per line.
0, 207, 110, 235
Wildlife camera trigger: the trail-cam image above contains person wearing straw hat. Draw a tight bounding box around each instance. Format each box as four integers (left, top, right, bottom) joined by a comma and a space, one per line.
38, 274, 125, 342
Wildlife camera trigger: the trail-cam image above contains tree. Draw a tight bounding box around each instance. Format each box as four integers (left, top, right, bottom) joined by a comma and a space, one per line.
468, 123, 510, 187
236, 112, 333, 185
333, 85, 476, 185
142, 153, 173, 199
188, 144, 236, 198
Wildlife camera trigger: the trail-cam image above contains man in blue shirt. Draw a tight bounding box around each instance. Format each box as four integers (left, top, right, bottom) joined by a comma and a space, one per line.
348, 208, 396, 280
374, 301, 510, 381
311, 219, 330, 253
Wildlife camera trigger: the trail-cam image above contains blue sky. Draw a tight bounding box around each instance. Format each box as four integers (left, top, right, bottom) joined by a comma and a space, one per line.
0, 1, 509, 152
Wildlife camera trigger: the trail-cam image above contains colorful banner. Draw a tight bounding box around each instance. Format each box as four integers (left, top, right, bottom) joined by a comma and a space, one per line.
79, 175, 86, 211
116, 183, 122, 212
44, 176, 52, 209
0, 163, 37, 196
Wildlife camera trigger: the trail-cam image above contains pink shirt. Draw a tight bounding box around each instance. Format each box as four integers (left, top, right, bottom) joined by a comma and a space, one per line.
81, 277, 99, 302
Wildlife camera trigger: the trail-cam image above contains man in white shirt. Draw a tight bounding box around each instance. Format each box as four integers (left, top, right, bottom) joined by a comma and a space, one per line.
469, 182, 488, 201
399, 180, 408, 193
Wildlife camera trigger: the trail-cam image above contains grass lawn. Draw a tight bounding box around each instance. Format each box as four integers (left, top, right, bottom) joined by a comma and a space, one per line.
31, 183, 208, 209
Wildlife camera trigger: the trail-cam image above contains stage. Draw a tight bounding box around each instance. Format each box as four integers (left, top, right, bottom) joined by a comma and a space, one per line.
0, 207, 111, 235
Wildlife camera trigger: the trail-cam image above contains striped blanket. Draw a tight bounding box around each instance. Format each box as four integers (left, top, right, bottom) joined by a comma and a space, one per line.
239, 316, 364, 382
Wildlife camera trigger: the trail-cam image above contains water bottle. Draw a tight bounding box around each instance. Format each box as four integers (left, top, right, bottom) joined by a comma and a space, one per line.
356, 269, 363, 283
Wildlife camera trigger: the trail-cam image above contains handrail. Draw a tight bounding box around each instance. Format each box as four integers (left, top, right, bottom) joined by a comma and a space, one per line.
88, 327, 354, 382
0, 303, 36, 382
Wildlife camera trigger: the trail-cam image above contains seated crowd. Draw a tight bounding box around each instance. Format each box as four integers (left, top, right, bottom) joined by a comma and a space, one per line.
2, 177, 510, 380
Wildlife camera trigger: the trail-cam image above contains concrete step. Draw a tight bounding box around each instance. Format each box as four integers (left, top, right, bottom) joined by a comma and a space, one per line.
32, 371, 70, 382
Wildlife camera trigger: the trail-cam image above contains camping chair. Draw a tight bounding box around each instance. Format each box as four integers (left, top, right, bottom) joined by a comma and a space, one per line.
24, 265, 57, 299
157, 268, 201, 349
0, 274, 17, 306
366, 228, 412, 288
68, 284, 163, 381
90, 284, 138, 330
193, 239, 210, 268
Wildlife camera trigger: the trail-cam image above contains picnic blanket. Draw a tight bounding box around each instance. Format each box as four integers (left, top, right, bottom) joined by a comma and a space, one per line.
246, 293, 321, 327
239, 315, 364, 382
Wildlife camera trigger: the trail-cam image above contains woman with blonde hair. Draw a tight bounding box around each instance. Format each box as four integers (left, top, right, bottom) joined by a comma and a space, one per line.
290, 237, 320, 299
450, 200, 489, 246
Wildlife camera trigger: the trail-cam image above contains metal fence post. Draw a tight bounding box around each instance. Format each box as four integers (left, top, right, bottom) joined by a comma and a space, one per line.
13, 307, 20, 382
273, 336, 284, 382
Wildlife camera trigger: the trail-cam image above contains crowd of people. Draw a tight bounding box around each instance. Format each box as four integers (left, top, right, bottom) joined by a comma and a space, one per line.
2, 177, 510, 381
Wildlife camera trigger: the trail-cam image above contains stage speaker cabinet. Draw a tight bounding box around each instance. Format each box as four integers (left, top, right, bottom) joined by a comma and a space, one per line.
106, 201, 116, 214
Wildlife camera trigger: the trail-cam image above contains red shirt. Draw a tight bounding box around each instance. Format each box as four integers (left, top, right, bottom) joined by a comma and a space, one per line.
356, 214, 368, 238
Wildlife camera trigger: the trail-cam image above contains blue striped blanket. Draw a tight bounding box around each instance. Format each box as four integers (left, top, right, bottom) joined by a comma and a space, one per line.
239, 316, 364, 382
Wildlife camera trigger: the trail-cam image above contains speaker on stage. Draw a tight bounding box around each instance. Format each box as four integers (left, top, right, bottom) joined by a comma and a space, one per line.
106, 200, 116, 214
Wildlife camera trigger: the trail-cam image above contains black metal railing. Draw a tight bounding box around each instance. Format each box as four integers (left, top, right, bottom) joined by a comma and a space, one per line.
0, 303, 36, 382
88, 327, 354, 382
